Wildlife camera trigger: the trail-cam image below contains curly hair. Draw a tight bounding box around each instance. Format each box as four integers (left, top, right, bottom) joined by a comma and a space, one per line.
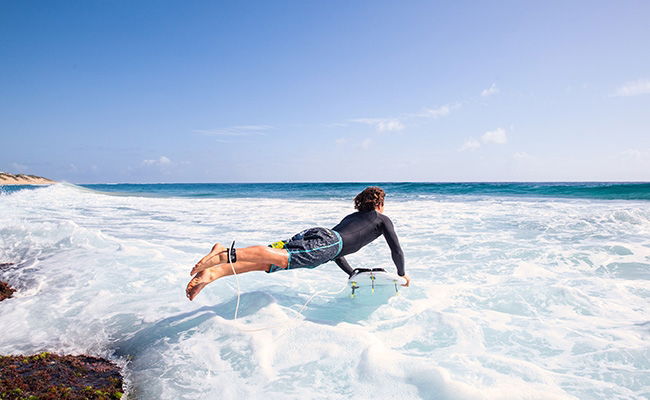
354, 186, 385, 212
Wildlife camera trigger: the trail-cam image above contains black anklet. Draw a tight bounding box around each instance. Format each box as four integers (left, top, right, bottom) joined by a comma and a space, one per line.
226, 247, 237, 263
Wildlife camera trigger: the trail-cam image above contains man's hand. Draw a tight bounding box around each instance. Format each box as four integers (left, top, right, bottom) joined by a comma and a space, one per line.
401, 274, 411, 287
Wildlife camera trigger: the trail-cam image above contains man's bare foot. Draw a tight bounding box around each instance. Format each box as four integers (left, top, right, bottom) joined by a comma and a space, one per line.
191, 243, 228, 275
186, 268, 221, 301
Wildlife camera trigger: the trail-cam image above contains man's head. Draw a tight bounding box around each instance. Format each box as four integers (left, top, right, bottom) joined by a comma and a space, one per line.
354, 186, 385, 212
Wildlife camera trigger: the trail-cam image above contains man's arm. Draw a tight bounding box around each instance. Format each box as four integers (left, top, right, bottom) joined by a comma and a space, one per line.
334, 256, 354, 277
382, 216, 405, 276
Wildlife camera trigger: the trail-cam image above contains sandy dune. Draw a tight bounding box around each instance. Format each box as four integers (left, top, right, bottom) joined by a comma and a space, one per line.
0, 172, 55, 185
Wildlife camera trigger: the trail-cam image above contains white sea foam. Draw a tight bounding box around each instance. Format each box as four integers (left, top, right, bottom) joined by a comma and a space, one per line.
1, 184, 649, 399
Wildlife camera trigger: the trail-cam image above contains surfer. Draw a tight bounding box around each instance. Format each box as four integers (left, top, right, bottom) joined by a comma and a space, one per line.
186, 186, 408, 300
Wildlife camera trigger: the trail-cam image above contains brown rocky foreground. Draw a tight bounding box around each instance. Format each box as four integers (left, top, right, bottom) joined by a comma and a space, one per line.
0, 353, 124, 400
0, 263, 16, 302
0, 173, 55, 185
0, 280, 14, 301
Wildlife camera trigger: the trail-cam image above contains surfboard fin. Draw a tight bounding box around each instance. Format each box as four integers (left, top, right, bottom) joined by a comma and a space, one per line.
350, 282, 359, 298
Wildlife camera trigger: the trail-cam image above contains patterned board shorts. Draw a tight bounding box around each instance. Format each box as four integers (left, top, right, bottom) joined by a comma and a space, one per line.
266, 227, 343, 273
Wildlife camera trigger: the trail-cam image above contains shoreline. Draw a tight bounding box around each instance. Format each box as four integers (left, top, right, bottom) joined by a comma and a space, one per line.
0, 173, 55, 186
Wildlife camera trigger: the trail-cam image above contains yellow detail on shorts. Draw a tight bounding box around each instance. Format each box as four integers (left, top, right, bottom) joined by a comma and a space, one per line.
270, 240, 286, 249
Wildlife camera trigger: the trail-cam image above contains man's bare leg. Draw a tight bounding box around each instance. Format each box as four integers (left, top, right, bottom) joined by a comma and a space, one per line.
186, 261, 270, 301
192, 243, 288, 275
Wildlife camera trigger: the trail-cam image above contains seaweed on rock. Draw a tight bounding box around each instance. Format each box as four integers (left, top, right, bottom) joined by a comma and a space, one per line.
0, 353, 124, 400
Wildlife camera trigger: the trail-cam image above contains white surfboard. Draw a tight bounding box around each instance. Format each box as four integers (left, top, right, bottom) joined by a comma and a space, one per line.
348, 268, 406, 296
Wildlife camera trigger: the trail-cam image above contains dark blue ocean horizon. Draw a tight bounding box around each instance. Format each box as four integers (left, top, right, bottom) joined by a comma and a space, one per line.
4, 181, 650, 201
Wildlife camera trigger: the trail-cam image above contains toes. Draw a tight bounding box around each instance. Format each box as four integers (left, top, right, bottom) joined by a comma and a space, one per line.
186, 283, 199, 300
186, 271, 213, 300
188, 282, 206, 301
186, 277, 199, 295
191, 264, 200, 275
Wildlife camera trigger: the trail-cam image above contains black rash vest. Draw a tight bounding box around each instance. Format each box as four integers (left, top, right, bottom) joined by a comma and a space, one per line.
331, 210, 405, 277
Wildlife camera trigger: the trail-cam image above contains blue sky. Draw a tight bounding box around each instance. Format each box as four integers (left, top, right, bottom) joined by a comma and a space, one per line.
1, 1, 649, 183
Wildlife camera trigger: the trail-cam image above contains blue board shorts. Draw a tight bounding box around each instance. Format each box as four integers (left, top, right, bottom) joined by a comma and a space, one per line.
267, 227, 343, 273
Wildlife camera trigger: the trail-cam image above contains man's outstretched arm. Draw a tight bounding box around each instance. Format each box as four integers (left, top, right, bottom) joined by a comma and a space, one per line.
335, 256, 354, 277
382, 217, 405, 276
382, 217, 409, 286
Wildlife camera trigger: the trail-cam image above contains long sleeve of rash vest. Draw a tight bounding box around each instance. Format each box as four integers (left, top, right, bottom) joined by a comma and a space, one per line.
334, 256, 354, 276
381, 217, 405, 276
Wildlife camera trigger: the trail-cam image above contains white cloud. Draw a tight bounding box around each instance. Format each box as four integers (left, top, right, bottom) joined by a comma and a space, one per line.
614, 79, 650, 97
143, 156, 171, 166
422, 104, 451, 118
378, 119, 404, 131
412, 103, 458, 119
481, 128, 507, 144
335, 137, 349, 146
352, 118, 404, 132
352, 118, 403, 132
349, 103, 456, 133
481, 83, 499, 97
360, 138, 373, 149
194, 125, 272, 136
459, 138, 481, 151
459, 128, 508, 151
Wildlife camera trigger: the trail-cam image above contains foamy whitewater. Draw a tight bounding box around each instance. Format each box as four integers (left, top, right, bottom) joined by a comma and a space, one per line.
1, 183, 649, 399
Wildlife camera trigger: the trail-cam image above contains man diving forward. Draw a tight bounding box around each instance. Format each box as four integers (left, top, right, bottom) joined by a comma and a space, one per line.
186, 186, 408, 300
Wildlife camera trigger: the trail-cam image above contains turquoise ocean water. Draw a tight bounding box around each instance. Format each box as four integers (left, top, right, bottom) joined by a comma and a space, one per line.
5, 181, 650, 200
1, 182, 649, 399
